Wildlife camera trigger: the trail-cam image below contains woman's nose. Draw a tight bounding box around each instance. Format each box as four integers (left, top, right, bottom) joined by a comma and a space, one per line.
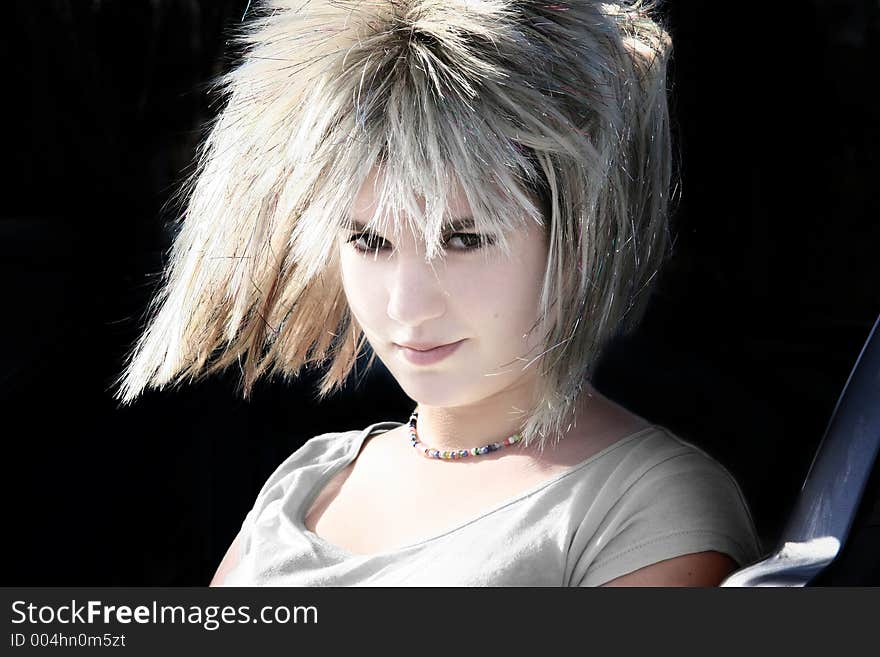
386, 255, 448, 327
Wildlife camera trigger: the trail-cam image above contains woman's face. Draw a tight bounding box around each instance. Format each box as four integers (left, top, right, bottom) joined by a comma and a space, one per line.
337, 167, 550, 408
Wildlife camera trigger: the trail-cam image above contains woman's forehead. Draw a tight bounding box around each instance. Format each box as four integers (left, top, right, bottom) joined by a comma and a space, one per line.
349, 164, 473, 228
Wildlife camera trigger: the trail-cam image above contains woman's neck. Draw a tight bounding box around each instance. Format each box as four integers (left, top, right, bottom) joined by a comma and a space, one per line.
413, 381, 605, 453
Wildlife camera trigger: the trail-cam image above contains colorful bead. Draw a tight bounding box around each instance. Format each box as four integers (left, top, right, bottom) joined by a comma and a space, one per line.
408, 410, 523, 461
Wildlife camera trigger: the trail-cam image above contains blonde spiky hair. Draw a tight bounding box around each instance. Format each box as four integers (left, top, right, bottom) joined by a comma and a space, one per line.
113, 0, 674, 450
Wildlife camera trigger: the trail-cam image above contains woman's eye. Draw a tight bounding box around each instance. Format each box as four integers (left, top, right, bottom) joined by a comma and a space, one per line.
346, 231, 494, 254
445, 232, 494, 251
347, 232, 389, 253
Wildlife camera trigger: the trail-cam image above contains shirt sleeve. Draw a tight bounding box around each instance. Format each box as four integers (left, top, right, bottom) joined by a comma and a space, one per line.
574, 450, 763, 587
232, 430, 350, 559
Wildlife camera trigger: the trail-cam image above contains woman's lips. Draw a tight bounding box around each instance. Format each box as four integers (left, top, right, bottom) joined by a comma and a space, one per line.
396, 339, 465, 365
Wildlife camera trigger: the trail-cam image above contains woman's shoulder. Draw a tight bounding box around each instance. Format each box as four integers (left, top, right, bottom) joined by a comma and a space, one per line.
570, 426, 764, 585
572, 423, 762, 543
299, 418, 403, 456
601, 424, 742, 485
255, 420, 404, 498
612, 426, 760, 542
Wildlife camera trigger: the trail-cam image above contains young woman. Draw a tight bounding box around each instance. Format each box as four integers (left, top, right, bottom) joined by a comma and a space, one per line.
114, 0, 762, 586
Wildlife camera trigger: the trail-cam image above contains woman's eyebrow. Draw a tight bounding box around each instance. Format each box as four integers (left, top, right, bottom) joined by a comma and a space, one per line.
347, 218, 476, 232
443, 218, 476, 231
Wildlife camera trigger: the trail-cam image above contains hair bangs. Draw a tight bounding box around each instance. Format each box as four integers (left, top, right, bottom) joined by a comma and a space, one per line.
288, 17, 550, 268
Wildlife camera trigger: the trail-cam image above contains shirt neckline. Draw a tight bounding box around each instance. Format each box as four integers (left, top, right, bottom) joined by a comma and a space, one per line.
295, 420, 659, 560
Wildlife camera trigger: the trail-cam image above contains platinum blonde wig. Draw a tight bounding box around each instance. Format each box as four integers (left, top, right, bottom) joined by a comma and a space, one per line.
113, 0, 674, 449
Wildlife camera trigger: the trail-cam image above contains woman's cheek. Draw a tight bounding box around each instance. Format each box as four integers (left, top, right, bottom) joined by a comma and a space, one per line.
449, 258, 504, 304
340, 256, 380, 327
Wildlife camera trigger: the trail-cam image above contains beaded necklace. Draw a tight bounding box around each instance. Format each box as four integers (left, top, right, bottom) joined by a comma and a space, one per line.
408, 410, 524, 460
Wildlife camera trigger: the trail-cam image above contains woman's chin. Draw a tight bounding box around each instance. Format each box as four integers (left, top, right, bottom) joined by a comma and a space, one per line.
393, 378, 476, 409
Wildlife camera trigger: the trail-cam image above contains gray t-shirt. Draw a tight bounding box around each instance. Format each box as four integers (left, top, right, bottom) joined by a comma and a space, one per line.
222, 420, 762, 586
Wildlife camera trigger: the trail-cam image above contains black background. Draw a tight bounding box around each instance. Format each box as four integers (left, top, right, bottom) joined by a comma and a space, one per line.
2, 1, 878, 585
